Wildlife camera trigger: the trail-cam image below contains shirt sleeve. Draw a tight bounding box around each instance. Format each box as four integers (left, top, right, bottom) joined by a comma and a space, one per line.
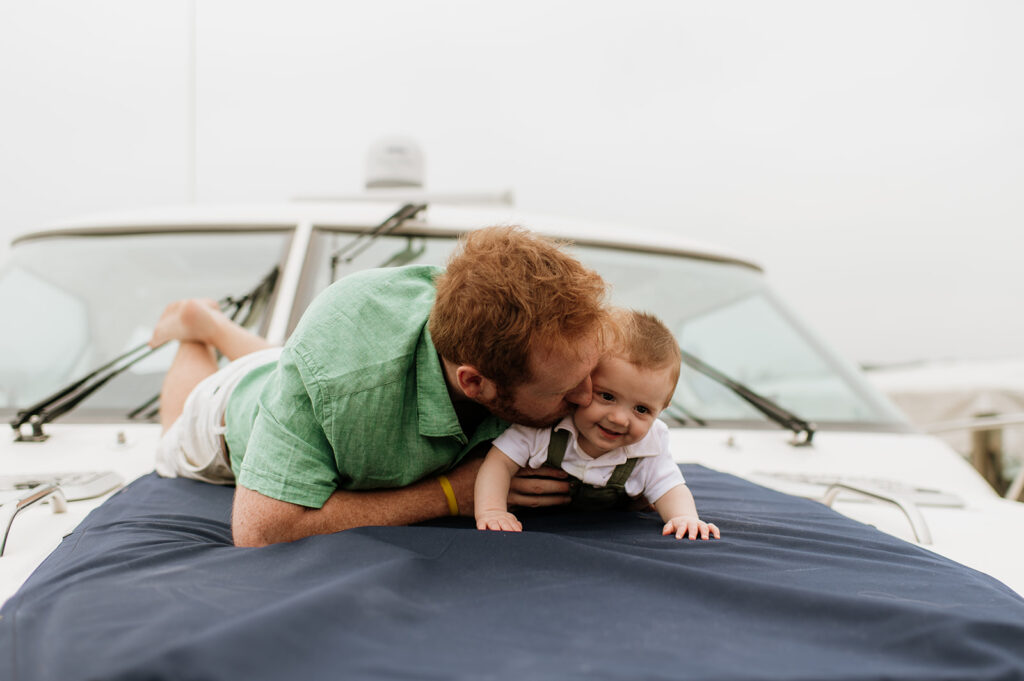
236, 344, 338, 509
491, 424, 546, 468
633, 421, 686, 504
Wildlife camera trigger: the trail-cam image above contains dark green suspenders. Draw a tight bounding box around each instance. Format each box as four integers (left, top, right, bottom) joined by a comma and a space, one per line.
545, 428, 639, 511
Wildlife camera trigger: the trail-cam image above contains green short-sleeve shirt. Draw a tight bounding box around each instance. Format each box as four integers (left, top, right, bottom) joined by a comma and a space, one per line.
224, 265, 508, 508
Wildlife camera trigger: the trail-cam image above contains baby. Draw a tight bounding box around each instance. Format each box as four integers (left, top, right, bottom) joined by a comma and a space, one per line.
475, 309, 720, 540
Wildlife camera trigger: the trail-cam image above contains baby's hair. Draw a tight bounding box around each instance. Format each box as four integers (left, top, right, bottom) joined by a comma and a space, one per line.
606, 308, 681, 406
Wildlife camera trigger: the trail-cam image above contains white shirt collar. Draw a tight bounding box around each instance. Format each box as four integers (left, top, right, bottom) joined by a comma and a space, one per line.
552, 415, 664, 466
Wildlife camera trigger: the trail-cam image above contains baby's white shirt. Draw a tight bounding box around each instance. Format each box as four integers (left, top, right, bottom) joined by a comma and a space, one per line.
492, 416, 685, 505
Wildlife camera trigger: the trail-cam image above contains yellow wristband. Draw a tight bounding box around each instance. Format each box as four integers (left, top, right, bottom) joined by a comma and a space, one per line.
437, 475, 459, 516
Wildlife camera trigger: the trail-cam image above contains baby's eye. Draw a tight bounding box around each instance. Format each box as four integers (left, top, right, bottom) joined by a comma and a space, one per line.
597, 391, 615, 402
635, 405, 651, 415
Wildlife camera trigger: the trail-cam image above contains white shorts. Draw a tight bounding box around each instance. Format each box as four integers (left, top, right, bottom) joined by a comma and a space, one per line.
154, 347, 283, 485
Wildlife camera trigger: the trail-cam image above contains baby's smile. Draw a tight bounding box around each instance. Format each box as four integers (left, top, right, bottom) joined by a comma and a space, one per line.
597, 424, 624, 438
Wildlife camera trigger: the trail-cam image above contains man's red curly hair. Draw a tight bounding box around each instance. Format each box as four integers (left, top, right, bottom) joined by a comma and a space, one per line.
429, 226, 607, 388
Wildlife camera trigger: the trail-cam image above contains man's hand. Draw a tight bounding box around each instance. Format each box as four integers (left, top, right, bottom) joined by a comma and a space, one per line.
508, 465, 571, 508
446, 460, 572, 516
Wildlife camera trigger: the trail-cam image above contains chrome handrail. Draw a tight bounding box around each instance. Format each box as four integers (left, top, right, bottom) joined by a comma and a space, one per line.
0, 483, 68, 557
820, 482, 933, 545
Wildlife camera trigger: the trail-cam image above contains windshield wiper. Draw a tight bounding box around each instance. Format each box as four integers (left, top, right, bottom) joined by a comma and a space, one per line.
662, 402, 707, 427
680, 349, 816, 446
221, 266, 279, 328
11, 343, 156, 441
10, 267, 280, 441
328, 203, 427, 282
126, 266, 280, 422
376, 236, 427, 269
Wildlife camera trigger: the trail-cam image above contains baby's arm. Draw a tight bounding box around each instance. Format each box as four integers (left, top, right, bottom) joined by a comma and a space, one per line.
653, 484, 721, 540
474, 446, 526, 531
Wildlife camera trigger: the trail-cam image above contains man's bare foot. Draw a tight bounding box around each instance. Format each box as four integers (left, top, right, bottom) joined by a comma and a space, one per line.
149, 299, 224, 348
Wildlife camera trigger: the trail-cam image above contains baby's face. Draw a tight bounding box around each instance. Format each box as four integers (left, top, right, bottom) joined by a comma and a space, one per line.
572, 355, 674, 458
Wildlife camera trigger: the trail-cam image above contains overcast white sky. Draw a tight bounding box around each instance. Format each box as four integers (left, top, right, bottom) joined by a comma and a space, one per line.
1, 1, 1021, 367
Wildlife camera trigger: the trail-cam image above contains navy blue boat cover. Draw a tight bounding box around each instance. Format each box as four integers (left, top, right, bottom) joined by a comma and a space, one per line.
3, 466, 1023, 681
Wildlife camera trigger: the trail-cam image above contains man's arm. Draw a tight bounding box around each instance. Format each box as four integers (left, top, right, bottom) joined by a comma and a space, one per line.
231, 457, 573, 546
232, 477, 452, 546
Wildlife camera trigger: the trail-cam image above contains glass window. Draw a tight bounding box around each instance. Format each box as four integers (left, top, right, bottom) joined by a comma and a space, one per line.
570, 246, 906, 427
0, 231, 290, 418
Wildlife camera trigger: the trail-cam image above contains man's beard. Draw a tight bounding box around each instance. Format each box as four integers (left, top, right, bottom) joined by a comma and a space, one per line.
482, 384, 571, 428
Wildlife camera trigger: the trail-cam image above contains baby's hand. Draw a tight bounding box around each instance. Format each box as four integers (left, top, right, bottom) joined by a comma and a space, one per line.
663, 515, 720, 540
476, 510, 523, 532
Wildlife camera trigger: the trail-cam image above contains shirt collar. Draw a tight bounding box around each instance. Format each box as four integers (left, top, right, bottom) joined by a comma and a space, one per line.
554, 415, 663, 462
415, 325, 464, 438
413, 325, 508, 447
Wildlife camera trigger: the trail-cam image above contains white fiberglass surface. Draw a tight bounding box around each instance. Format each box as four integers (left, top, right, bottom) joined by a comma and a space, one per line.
0, 231, 290, 417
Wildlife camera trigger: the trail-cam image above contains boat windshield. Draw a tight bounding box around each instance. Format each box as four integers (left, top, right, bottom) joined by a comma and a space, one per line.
576, 246, 907, 429
0, 227, 907, 430
300, 230, 908, 430
0, 231, 290, 420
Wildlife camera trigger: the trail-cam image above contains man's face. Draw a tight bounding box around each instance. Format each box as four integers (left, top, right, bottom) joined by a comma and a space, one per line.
482, 338, 601, 428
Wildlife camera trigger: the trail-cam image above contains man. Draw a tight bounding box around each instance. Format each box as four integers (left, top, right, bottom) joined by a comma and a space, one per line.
151, 226, 607, 547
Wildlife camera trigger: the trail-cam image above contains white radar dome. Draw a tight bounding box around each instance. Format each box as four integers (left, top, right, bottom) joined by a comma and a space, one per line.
365, 137, 425, 189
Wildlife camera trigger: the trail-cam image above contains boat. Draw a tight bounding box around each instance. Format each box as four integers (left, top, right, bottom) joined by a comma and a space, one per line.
866, 357, 1024, 498
2, 197, 1023, 679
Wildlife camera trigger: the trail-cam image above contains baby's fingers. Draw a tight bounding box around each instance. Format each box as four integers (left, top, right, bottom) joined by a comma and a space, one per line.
478, 515, 522, 532
684, 521, 720, 540
676, 521, 697, 540
493, 516, 522, 532
663, 519, 692, 539
663, 518, 720, 540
